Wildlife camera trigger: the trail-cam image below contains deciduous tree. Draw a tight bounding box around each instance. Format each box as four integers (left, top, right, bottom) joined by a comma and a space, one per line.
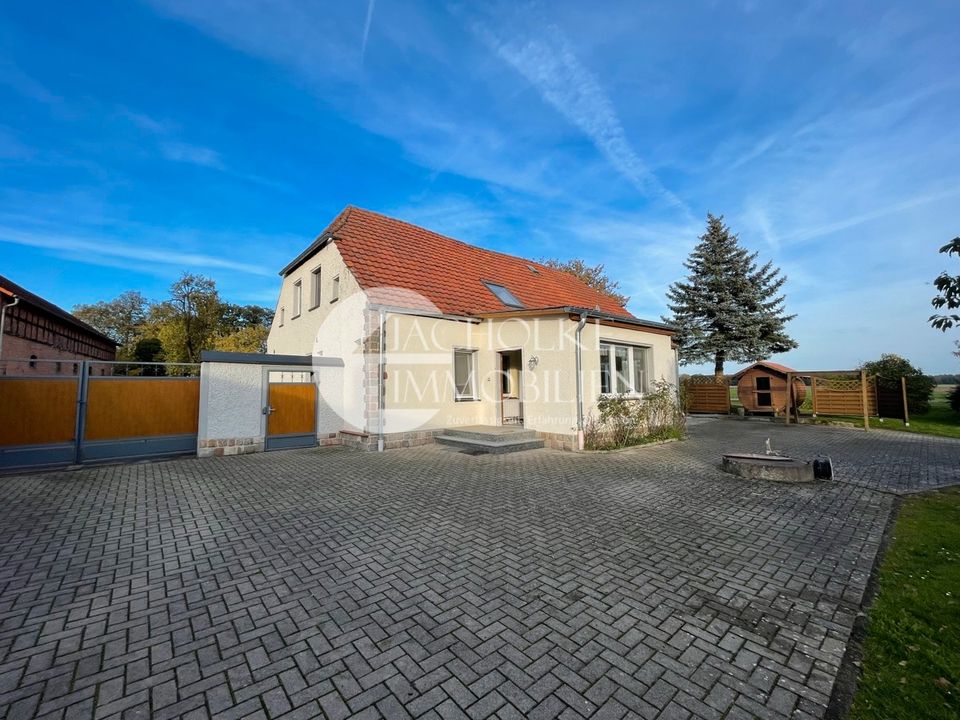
539, 258, 630, 307
73, 291, 148, 359
930, 235, 960, 331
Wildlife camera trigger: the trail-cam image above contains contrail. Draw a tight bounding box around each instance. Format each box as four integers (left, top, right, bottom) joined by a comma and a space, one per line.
361, 0, 376, 65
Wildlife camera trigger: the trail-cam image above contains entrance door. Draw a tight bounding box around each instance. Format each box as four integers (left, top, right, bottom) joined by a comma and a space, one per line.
265, 371, 317, 450
755, 375, 772, 407
498, 350, 523, 425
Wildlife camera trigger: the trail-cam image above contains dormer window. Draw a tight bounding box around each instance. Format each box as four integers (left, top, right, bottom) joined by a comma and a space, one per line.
482, 281, 524, 308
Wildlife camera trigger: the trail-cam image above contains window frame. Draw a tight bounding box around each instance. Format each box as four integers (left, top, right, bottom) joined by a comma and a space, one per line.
279, 307, 285, 327
309, 266, 322, 309
292, 279, 302, 318
482, 281, 524, 308
599, 341, 652, 396
331, 274, 340, 303
453, 348, 479, 402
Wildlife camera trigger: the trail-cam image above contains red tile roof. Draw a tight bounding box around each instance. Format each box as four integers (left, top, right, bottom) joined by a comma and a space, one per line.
290, 206, 636, 318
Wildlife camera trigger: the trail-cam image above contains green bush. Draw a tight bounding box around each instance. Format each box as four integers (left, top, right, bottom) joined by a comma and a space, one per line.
584, 381, 686, 450
950, 384, 960, 414
860, 354, 936, 415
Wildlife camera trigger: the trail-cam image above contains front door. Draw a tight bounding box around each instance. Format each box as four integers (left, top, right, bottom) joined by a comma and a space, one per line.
498, 350, 523, 425
265, 371, 317, 450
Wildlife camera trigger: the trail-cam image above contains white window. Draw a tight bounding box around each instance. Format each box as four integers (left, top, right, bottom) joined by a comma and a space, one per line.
310, 267, 322, 308
331, 275, 340, 302
292, 280, 302, 317
599, 343, 651, 395
454, 349, 477, 401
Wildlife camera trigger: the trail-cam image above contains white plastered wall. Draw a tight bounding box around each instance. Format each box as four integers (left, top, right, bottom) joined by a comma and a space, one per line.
267, 242, 366, 432
578, 320, 678, 424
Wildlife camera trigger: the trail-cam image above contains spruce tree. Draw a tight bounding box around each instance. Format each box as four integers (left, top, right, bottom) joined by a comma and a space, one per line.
664, 214, 797, 377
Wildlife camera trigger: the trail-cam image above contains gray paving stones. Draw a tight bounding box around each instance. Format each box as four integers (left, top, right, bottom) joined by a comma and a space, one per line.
1, 419, 957, 719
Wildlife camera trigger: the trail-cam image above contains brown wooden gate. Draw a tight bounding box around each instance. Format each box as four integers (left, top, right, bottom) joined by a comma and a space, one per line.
81, 377, 200, 462
0, 377, 80, 467
265, 380, 317, 450
0, 361, 200, 470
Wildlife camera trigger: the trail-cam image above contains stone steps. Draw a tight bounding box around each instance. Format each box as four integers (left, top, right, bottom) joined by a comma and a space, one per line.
436, 426, 544, 454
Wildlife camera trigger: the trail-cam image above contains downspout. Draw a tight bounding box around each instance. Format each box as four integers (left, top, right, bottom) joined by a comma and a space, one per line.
574, 313, 588, 451
0, 295, 20, 369
377, 308, 386, 452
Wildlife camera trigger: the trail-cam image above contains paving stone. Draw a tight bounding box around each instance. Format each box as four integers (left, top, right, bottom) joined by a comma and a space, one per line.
1, 420, 954, 719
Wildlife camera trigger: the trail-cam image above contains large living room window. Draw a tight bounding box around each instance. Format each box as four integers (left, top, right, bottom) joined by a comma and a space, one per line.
454, 349, 478, 401
599, 342, 651, 395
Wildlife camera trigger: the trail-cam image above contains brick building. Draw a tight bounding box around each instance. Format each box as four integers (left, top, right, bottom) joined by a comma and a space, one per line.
0, 274, 117, 375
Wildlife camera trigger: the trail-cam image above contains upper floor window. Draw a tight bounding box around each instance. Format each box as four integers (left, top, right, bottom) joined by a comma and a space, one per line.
279, 307, 285, 326
310, 266, 322, 309
331, 275, 340, 302
599, 343, 651, 395
292, 280, 302, 318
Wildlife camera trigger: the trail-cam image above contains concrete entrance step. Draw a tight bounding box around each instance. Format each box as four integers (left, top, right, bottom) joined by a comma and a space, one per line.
437, 425, 544, 454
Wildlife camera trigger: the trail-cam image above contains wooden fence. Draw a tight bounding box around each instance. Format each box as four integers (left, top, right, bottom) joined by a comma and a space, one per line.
684, 376, 731, 414
810, 376, 878, 417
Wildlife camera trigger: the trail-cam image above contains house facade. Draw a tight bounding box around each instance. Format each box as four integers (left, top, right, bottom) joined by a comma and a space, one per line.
0, 274, 117, 376
267, 207, 678, 450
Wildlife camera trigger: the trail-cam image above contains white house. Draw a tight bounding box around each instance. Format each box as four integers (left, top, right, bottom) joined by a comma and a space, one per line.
267, 206, 678, 451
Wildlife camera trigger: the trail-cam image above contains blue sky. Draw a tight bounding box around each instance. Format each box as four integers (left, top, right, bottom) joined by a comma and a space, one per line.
1, 0, 958, 372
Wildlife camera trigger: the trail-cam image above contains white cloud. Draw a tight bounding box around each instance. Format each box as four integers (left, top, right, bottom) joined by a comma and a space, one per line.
160, 140, 225, 169
0, 225, 274, 277
471, 20, 688, 213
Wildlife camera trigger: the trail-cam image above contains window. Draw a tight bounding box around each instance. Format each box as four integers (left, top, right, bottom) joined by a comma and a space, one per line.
292, 280, 302, 318
29, 355, 38, 369
599, 343, 651, 395
331, 275, 340, 302
454, 349, 477, 401
310, 267, 322, 308
482, 281, 524, 308
279, 307, 285, 326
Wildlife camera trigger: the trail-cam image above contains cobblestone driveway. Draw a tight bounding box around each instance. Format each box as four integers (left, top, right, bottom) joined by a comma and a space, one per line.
1, 420, 958, 720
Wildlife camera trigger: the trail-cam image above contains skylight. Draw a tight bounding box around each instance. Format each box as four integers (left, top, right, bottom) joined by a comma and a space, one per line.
483, 281, 524, 308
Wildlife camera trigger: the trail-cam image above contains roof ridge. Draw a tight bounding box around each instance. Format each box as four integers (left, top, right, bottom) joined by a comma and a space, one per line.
345, 206, 555, 272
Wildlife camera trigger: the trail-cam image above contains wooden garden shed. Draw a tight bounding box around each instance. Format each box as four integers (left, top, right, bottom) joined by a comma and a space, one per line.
733, 361, 806, 414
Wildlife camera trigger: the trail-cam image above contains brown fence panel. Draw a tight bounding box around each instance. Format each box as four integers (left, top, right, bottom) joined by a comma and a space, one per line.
685, 378, 731, 414
84, 378, 200, 441
0, 378, 78, 446
812, 377, 877, 416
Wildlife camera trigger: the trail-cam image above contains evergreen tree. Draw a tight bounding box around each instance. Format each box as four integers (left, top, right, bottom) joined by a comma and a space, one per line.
664, 214, 797, 377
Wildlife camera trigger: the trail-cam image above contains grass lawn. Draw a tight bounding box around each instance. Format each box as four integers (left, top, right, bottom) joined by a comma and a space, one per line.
848, 488, 960, 719
727, 384, 960, 439
812, 386, 960, 440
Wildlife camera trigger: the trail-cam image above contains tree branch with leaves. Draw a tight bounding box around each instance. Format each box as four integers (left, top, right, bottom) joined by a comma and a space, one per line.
930, 236, 960, 331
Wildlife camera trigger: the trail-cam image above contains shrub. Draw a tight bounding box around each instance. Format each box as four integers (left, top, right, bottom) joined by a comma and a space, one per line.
585, 381, 686, 450
949, 384, 960, 414
860, 354, 936, 415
